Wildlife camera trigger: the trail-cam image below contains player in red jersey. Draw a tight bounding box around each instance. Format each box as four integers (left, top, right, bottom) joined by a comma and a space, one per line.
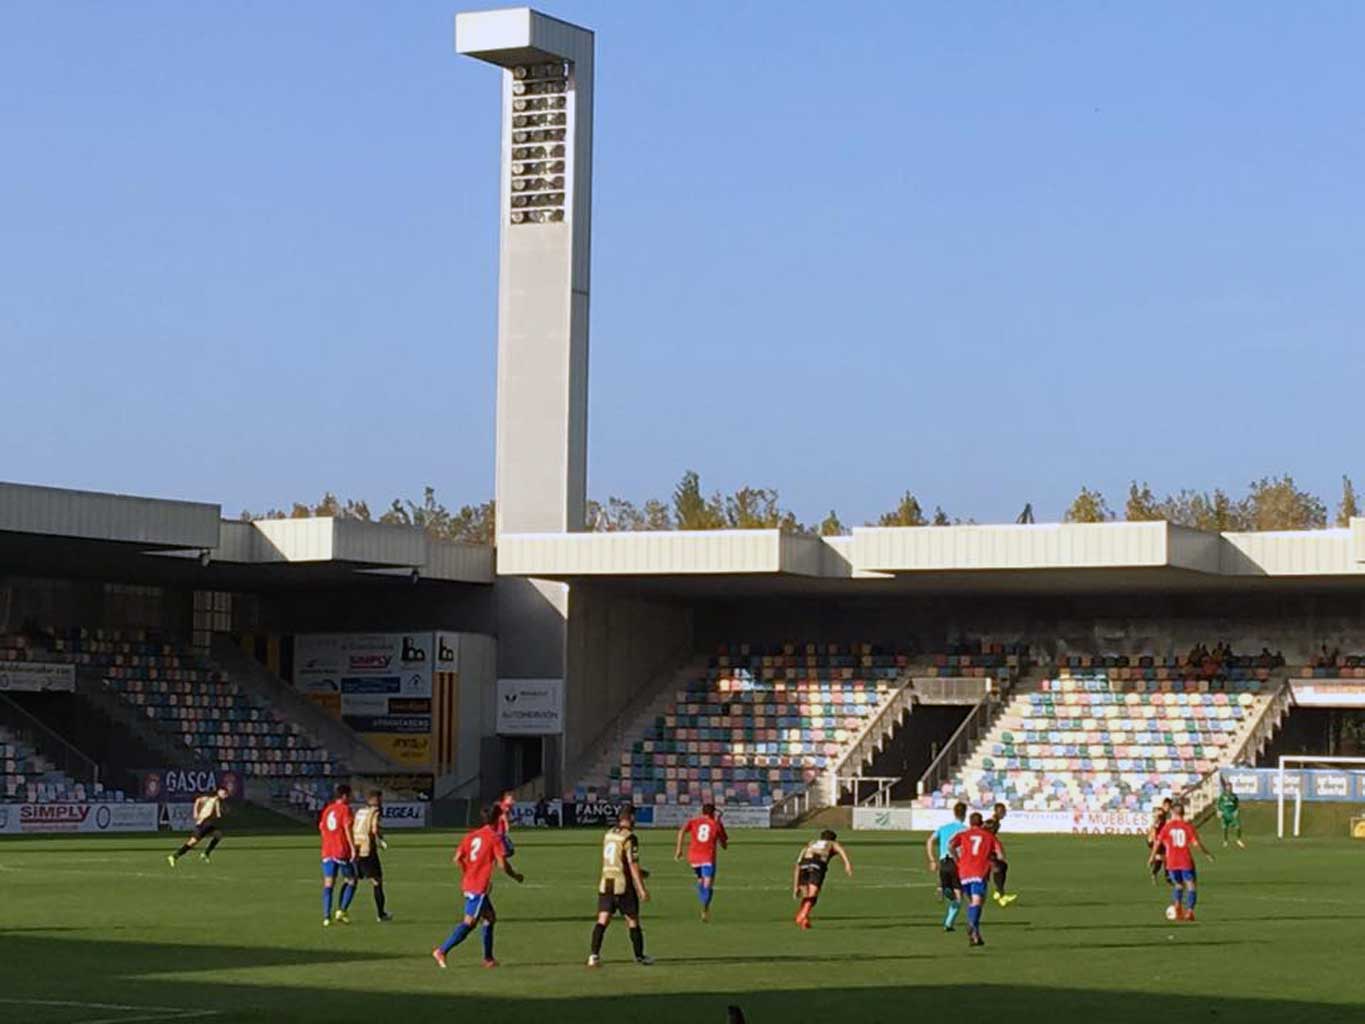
1147, 801, 1213, 921
318, 783, 358, 927
432, 805, 525, 969
948, 812, 1004, 947
495, 790, 517, 857
674, 803, 729, 922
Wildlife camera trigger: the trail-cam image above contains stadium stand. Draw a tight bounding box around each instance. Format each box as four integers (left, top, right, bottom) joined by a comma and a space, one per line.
2, 629, 338, 783
0, 724, 128, 803
920, 654, 1278, 813
581, 642, 1028, 808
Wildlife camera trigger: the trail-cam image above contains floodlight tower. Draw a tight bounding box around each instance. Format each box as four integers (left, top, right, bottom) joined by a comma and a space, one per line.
456, 8, 594, 538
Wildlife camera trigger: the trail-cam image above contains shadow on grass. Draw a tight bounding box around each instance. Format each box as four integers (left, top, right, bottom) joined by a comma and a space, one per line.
0, 934, 1356, 1024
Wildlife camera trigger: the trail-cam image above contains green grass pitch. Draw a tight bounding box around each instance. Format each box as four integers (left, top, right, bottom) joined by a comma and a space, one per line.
1, 823, 1361, 1023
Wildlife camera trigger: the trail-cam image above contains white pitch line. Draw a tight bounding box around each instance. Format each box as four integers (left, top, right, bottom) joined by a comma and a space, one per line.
0, 997, 218, 1022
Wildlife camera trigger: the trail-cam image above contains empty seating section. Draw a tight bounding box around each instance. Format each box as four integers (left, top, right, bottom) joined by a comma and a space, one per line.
5, 629, 337, 780
601, 643, 905, 808
0, 725, 127, 803
1298, 653, 1365, 677
917, 644, 1030, 681
922, 661, 1268, 812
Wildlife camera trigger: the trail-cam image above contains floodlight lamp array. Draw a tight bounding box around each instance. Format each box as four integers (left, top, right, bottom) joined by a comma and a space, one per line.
508, 62, 570, 225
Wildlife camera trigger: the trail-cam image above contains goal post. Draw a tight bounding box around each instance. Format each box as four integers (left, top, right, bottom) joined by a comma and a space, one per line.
1276, 755, 1365, 838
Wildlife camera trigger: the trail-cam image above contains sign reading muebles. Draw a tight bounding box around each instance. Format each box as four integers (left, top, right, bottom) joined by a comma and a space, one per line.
496, 679, 564, 735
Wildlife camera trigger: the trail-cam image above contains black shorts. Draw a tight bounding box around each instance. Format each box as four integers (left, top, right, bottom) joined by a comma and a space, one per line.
938, 857, 961, 895
597, 887, 640, 919
191, 821, 219, 841
356, 853, 383, 880
798, 861, 828, 889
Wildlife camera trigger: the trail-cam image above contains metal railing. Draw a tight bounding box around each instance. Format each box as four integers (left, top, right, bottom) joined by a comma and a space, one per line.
916, 692, 998, 798
911, 677, 992, 705
0, 692, 101, 791
563, 651, 705, 793
828, 681, 916, 785
1181, 679, 1293, 820
837, 775, 900, 807
772, 788, 812, 826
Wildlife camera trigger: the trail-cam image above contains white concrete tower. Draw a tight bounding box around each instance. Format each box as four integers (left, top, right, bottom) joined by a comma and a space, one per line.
456, 8, 594, 537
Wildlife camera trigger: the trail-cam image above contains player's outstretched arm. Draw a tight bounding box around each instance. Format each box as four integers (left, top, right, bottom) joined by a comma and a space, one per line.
833, 842, 854, 876
496, 848, 525, 883
674, 825, 687, 861
791, 861, 801, 898
924, 832, 938, 871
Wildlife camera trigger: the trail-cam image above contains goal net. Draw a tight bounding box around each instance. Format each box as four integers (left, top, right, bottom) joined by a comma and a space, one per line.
1276, 755, 1365, 838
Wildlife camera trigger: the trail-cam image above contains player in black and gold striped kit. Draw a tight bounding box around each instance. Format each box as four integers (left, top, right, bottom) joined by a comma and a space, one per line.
167, 787, 228, 866
587, 809, 653, 967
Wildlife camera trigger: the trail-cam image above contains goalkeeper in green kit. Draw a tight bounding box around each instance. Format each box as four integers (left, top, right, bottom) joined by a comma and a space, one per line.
1217, 781, 1245, 848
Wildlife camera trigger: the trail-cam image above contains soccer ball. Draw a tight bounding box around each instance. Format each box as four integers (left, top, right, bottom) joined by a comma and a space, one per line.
1164, 905, 1178, 921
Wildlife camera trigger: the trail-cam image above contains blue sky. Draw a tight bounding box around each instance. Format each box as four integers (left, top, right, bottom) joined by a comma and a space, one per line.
3, 2, 1363, 526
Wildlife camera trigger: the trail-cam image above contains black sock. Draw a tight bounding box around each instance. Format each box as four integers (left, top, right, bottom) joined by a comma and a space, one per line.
994, 863, 1008, 892
1151, 860, 1163, 878
629, 925, 645, 960
174, 844, 191, 859
204, 835, 221, 855
590, 923, 606, 956
374, 883, 386, 915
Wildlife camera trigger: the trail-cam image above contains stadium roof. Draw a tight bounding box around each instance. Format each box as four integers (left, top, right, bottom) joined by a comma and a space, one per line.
496, 521, 1365, 596
7, 481, 1365, 596
0, 481, 493, 586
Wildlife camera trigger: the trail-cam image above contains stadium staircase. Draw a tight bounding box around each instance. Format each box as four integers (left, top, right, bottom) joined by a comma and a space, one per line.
577, 644, 1028, 820
567, 654, 711, 802
209, 636, 400, 777
0, 703, 130, 804
917, 655, 1292, 815
1, 629, 356, 820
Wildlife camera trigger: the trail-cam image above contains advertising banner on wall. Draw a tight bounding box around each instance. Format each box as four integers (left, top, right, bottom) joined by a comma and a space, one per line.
641, 804, 773, 829
0, 663, 76, 693
496, 679, 564, 735
140, 768, 241, 802
1223, 767, 1365, 801
508, 800, 565, 828
295, 633, 435, 768
0, 802, 159, 834
1289, 681, 1365, 708
375, 801, 429, 829
854, 806, 1149, 835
